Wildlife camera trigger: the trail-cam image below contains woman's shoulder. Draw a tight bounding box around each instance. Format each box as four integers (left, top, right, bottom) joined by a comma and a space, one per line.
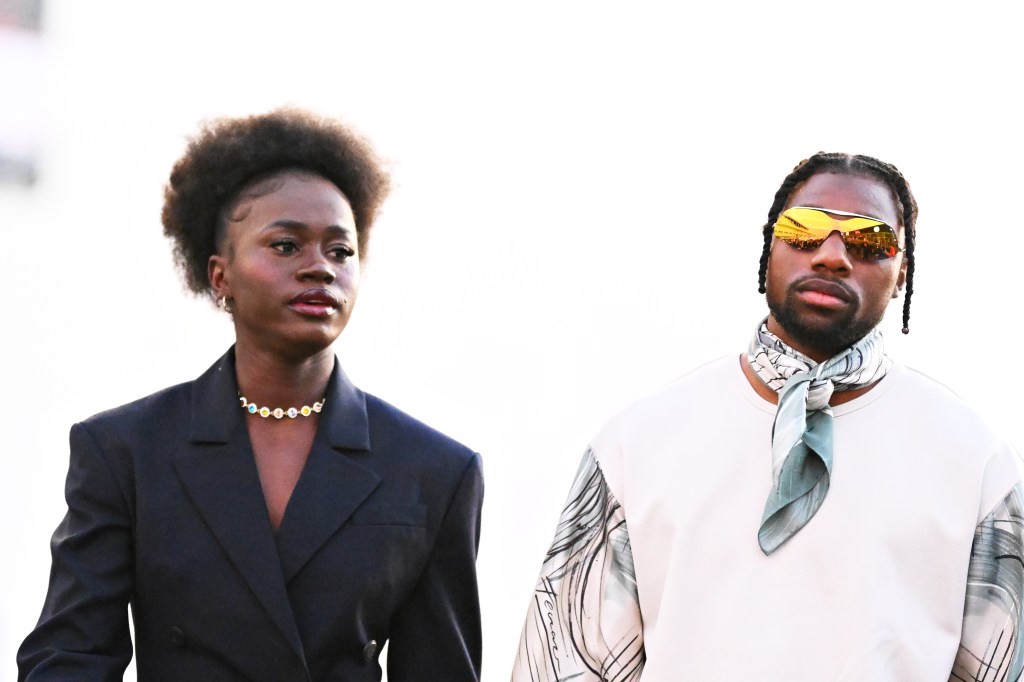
361, 392, 478, 466
77, 351, 232, 438
76, 379, 195, 437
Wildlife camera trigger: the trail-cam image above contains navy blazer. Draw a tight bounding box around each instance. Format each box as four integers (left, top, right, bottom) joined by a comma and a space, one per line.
18, 349, 483, 681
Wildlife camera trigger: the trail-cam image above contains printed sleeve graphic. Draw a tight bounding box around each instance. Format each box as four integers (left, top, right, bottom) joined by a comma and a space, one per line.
951, 483, 1024, 682
512, 448, 645, 682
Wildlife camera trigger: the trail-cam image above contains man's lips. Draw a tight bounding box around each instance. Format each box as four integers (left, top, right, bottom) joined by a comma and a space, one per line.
289, 288, 340, 317
793, 278, 853, 309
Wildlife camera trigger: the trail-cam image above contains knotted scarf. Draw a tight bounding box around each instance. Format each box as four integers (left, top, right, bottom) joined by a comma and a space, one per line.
748, 319, 891, 555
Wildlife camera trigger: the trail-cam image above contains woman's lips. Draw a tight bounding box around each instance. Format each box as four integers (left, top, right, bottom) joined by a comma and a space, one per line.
289, 289, 340, 317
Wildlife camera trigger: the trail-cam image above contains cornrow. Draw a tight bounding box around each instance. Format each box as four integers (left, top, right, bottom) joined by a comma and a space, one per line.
757, 152, 918, 334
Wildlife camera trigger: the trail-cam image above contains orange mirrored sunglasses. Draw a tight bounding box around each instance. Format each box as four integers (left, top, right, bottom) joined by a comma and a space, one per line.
773, 206, 903, 261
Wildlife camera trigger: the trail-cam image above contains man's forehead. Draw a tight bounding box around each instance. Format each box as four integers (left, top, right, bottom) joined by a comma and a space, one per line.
786, 172, 901, 228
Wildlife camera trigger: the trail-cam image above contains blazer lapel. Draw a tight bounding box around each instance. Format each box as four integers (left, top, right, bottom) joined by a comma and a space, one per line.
275, 360, 380, 583
173, 350, 307, 661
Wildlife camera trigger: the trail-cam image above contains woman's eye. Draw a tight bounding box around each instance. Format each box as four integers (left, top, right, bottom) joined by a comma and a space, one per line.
329, 245, 355, 261
270, 240, 298, 254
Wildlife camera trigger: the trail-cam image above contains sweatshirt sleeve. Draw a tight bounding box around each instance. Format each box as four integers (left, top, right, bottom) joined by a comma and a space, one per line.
511, 447, 645, 682
949, 482, 1024, 682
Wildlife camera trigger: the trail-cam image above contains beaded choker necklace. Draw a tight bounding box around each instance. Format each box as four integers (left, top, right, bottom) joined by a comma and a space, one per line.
239, 394, 325, 419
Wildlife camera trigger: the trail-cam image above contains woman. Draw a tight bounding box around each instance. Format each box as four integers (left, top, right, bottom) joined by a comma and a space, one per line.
17, 109, 484, 681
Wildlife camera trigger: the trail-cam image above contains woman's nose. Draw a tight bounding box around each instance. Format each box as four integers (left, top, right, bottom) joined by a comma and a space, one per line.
297, 253, 336, 282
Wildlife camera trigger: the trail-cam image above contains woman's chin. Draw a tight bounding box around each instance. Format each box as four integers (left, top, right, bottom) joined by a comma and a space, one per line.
236, 328, 344, 363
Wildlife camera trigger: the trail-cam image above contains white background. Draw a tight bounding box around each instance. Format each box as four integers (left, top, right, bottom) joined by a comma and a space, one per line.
2, 2, 1022, 680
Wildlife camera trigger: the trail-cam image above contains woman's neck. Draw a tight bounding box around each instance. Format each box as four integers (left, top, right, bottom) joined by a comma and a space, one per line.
233, 344, 335, 408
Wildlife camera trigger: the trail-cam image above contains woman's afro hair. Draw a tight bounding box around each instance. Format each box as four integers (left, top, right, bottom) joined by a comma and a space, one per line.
162, 108, 391, 297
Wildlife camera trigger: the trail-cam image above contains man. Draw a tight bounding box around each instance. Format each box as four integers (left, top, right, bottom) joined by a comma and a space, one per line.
511, 153, 1024, 681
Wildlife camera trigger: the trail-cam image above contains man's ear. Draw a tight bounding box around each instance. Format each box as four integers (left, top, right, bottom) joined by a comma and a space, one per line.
892, 254, 908, 299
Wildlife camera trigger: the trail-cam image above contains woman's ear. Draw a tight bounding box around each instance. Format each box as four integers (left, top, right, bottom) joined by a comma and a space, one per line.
208, 254, 229, 299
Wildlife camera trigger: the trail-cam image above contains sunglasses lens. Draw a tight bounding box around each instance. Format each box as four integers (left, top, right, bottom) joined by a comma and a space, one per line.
773, 208, 900, 260
773, 213, 826, 251
842, 227, 900, 261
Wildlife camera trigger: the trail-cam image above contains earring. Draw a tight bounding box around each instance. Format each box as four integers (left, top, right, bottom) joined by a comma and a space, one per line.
218, 296, 234, 313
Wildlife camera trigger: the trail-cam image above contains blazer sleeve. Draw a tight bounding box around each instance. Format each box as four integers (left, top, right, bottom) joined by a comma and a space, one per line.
386, 452, 484, 682
17, 422, 134, 681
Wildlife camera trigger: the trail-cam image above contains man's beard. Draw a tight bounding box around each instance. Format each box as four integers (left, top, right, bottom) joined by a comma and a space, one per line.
767, 280, 882, 359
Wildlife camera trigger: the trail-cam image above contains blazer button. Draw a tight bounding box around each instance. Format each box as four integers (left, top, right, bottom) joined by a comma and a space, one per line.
362, 639, 378, 662
168, 626, 187, 648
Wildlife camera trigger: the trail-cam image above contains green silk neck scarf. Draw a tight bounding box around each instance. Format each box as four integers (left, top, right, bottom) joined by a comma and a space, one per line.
748, 319, 891, 555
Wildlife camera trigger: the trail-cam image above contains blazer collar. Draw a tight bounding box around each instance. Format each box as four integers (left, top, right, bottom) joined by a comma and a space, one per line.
176, 347, 378, 661
188, 346, 371, 453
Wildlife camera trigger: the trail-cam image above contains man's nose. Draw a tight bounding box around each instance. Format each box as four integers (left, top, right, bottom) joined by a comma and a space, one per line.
810, 231, 853, 272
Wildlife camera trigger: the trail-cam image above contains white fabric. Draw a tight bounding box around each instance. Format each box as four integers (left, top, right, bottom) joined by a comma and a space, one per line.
590, 355, 1023, 681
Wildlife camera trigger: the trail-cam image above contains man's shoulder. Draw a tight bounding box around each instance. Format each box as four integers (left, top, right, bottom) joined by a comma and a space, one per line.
887, 363, 989, 421
882, 362, 1018, 457
893, 364, 1023, 517
895, 363, 966, 398
629, 354, 739, 408
596, 355, 745, 437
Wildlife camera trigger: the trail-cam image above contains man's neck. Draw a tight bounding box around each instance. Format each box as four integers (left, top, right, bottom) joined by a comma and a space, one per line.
765, 315, 844, 363
738, 354, 882, 407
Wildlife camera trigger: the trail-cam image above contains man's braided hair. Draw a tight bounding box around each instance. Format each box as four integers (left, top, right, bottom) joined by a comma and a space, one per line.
757, 152, 918, 333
